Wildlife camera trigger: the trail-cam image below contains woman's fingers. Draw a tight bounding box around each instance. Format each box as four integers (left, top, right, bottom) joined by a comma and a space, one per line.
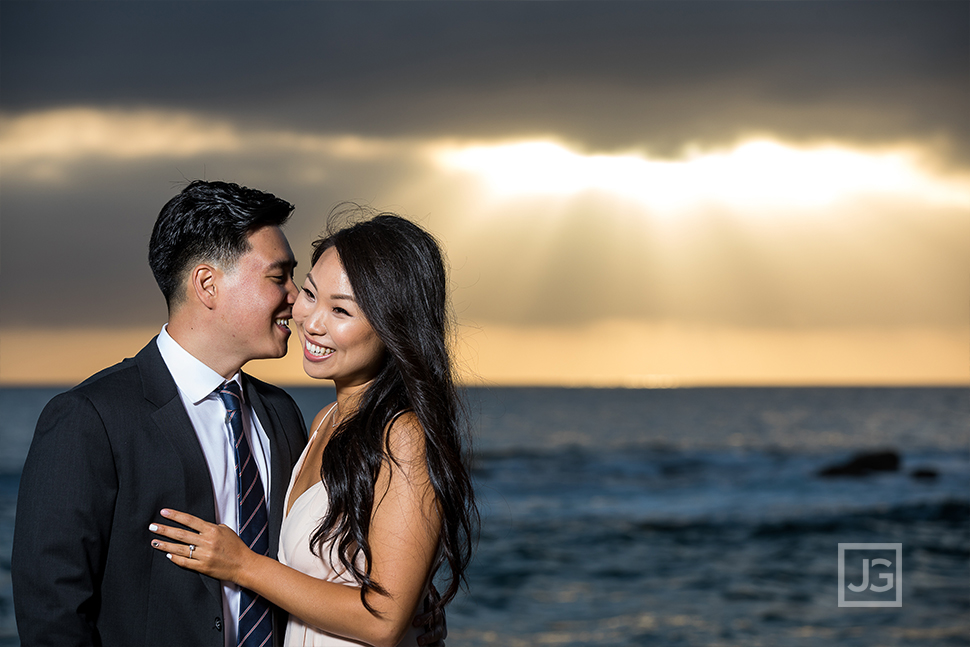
151, 538, 188, 557
159, 507, 209, 532
150, 510, 207, 566
148, 511, 242, 580
150, 515, 244, 582
149, 521, 197, 545
150, 537, 199, 562
150, 508, 217, 550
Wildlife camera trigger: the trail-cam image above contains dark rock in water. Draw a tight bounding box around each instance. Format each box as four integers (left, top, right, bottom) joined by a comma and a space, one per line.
910, 467, 939, 481
817, 450, 900, 477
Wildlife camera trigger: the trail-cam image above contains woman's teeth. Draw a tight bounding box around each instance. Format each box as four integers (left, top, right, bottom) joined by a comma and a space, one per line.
306, 340, 334, 358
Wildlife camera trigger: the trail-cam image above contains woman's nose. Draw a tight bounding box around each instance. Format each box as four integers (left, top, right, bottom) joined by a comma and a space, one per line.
301, 308, 328, 336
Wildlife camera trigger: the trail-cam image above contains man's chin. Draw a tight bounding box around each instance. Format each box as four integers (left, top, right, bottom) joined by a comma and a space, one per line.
252, 346, 288, 362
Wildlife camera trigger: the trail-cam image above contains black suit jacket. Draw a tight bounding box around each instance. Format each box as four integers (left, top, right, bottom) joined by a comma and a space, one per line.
12, 338, 308, 647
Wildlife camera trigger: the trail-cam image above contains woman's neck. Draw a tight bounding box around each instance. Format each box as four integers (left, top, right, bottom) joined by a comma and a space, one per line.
332, 379, 375, 426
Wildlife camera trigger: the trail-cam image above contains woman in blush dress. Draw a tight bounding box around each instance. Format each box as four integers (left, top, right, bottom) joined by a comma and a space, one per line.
151, 212, 476, 647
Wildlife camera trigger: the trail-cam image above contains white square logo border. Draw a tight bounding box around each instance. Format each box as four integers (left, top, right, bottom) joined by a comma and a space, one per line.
838, 543, 902, 607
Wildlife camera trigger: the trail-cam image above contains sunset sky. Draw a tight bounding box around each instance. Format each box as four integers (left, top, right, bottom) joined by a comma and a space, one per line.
1, 1, 968, 386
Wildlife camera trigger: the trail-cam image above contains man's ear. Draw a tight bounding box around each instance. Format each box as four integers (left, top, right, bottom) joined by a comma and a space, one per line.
190, 264, 220, 309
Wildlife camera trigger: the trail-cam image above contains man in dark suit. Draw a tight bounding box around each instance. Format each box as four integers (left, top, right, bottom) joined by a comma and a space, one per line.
14, 181, 446, 647
12, 181, 444, 647
13, 181, 306, 646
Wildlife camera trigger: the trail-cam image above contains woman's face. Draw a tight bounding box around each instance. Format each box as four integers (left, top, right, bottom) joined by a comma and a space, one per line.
292, 247, 386, 387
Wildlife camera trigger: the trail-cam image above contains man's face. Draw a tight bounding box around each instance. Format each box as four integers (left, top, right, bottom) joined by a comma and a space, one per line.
217, 225, 298, 366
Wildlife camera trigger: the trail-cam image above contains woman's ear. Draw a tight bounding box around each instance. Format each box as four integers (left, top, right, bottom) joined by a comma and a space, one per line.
190, 264, 219, 310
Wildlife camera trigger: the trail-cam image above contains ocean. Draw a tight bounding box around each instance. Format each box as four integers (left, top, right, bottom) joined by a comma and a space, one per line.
1, 386, 967, 646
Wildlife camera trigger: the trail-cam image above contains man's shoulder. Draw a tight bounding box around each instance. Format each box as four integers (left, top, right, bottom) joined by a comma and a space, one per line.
62, 340, 164, 403
34, 344, 163, 434
75, 356, 139, 389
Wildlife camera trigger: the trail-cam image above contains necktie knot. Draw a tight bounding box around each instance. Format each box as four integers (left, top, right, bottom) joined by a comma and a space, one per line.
218, 380, 243, 413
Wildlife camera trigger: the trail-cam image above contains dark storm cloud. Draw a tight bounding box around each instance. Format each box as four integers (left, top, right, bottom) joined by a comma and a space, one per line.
3, 1, 968, 158
0, 168, 172, 327
2, 1, 967, 333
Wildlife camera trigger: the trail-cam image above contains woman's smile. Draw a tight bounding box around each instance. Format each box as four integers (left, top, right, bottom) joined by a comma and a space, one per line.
303, 338, 335, 360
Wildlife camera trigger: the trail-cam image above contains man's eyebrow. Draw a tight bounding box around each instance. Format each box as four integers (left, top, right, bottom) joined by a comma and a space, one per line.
268, 259, 296, 272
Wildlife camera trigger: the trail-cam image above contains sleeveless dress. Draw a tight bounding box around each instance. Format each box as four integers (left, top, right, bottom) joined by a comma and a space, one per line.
279, 412, 424, 647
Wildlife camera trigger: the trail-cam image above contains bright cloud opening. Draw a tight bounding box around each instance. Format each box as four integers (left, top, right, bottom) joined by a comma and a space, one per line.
436, 139, 970, 212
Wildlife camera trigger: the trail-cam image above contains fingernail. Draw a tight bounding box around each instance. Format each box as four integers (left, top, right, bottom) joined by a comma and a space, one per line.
152, 540, 159, 547
149, 524, 158, 532
160, 509, 171, 517
166, 553, 173, 560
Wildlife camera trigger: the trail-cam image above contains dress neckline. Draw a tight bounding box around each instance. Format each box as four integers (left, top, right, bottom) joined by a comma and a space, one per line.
284, 402, 338, 516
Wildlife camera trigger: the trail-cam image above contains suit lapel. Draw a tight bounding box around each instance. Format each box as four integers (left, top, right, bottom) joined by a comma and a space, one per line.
136, 339, 223, 605
244, 375, 293, 559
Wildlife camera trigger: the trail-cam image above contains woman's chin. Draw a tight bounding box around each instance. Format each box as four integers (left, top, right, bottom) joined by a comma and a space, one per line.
302, 360, 334, 381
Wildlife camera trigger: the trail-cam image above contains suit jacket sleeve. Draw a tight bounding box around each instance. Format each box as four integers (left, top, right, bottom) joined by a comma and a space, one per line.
13, 390, 119, 647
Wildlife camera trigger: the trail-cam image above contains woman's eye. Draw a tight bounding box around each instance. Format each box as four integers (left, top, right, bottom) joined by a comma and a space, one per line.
301, 287, 315, 300
333, 306, 349, 316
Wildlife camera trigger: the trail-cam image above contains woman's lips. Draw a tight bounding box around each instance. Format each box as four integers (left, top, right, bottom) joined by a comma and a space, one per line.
304, 338, 334, 361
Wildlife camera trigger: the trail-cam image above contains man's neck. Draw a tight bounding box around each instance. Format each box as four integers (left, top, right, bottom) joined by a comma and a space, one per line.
166, 318, 243, 380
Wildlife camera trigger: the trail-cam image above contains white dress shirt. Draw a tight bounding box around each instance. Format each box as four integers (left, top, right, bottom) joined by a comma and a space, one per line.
156, 325, 273, 647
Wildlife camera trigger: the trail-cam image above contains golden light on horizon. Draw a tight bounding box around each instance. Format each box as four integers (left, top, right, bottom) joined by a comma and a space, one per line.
1, 323, 966, 387
436, 139, 970, 212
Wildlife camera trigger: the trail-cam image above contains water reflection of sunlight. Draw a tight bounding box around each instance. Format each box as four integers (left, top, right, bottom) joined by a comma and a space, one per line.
436, 139, 970, 212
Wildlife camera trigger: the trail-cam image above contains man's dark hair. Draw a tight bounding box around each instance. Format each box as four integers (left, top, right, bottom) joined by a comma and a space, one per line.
148, 180, 294, 308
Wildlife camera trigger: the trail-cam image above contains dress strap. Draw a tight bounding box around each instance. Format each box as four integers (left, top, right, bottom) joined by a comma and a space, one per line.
310, 402, 340, 437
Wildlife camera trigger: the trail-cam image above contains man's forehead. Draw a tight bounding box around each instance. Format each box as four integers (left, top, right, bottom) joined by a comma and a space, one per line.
241, 225, 296, 269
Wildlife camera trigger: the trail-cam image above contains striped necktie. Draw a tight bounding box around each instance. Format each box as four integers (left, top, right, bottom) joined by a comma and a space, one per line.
218, 381, 274, 647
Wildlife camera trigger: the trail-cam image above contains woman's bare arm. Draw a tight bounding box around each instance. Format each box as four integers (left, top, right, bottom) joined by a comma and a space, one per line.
151, 412, 440, 647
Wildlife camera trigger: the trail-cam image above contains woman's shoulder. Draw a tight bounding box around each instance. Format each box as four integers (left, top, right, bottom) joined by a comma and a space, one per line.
386, 409, 422, 434
385, 410, 426, 461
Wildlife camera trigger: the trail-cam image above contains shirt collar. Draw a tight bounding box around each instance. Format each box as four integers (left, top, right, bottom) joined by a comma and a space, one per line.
156, 325, 243, 405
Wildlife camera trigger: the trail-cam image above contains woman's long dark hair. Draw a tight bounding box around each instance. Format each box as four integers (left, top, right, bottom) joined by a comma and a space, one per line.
308, 207, 477, 615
